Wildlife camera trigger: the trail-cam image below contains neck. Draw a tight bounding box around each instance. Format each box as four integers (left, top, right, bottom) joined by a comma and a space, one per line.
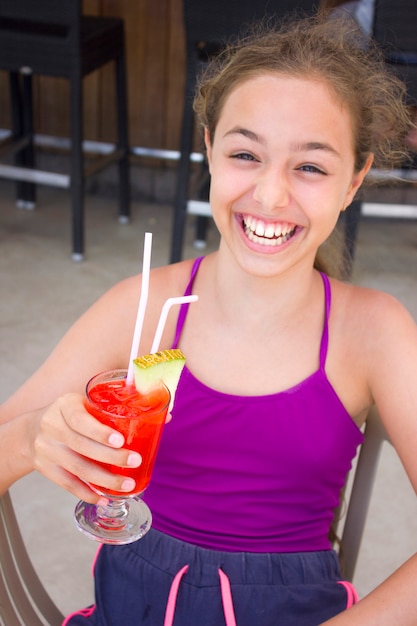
205, 248, 322, 327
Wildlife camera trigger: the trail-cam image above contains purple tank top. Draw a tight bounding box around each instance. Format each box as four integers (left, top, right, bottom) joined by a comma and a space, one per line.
144, 257, 364, 552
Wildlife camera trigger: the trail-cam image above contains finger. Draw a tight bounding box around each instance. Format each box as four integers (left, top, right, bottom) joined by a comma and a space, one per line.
38, 446, 138, 499
39, 461, 101, 504
35, 427, 141, 482
41, 396, 142, 468
57, 394, 127, 448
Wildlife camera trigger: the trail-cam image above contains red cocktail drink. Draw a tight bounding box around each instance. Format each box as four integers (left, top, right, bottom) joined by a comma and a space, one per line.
74, 369, 170, 544
86, 374, 169, 496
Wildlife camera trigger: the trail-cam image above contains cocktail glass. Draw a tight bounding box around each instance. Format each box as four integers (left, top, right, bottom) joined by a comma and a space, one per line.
74, 368, 170, 545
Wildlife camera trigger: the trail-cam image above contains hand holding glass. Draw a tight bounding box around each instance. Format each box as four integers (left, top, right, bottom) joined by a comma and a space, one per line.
74, 369, 170, 544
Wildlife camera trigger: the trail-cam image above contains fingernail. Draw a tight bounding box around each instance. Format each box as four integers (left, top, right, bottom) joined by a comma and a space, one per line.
108, 433, 124, 447
97, 497, 109, 507
127, 452, 142, 467
121, 478, 135, 492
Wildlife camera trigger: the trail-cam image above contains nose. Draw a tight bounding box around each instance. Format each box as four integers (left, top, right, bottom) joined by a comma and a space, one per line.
252, 165, 290, 212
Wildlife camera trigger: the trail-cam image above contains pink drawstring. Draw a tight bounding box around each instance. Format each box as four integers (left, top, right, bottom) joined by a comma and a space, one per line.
163, 565, 189, 626
218, 568, 238, 626
337, 580, 359, 608
163, 565, 238, 626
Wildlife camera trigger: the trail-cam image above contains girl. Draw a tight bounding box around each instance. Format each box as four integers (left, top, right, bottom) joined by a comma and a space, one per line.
1, 14, 417, 626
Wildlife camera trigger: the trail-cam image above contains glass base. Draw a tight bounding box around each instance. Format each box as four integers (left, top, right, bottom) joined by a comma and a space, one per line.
74, 497, 152, 545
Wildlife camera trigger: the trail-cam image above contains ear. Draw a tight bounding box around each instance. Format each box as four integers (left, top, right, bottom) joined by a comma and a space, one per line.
204, 127, 212, 172
342, 153, 374, 210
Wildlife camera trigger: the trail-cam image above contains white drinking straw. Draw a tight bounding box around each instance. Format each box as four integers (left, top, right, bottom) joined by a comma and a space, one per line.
151, 295, 199, 353
126, 232, 153, 385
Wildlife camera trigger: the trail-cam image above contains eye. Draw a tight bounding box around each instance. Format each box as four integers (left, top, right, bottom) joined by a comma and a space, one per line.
298, 164, 326, 175
231, 152, 258, 162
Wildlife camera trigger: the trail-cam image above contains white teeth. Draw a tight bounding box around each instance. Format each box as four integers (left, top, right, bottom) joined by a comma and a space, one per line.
242, 215, 295, 247
255, 222, 265, 236
265, 224, 275, 238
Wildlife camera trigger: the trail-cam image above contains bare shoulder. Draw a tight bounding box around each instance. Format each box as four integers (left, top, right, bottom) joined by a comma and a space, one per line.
327, 276, 417, 364
106, 258, 198, 352
325, 278, 417, 430
149, 259, 197, 296
329, 277, 417, 402
330, 278, 417, 336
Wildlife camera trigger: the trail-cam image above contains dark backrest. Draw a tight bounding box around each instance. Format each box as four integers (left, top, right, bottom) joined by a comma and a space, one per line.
184, 0, 319, 57
0, 0, 81, 60
373, 0, 417, 55
0, 0, 80, 26
372, 0, 417, 104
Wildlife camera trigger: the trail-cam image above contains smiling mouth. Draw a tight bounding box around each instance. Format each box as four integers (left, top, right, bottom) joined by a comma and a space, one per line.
242, 215, 297, 247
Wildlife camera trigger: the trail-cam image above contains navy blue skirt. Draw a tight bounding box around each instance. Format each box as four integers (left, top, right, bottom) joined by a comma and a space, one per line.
64, 529, 357, 626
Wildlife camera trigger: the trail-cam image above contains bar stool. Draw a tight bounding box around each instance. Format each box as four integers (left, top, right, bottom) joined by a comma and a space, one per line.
0, 0, 130, 260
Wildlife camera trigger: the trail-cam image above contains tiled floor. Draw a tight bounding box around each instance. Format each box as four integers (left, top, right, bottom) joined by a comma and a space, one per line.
1, 179, 417, 617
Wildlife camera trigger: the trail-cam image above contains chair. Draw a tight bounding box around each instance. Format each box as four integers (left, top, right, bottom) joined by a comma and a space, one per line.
169, 0, 320, 264
0, 0, 130, 261
335, 405, 389, 581
0, 490, 64, 625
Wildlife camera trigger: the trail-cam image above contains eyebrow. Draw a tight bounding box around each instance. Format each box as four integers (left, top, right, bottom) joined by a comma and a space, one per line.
294, 141, 341, 158
224, 127, 266, 144
224, 127, 341, 158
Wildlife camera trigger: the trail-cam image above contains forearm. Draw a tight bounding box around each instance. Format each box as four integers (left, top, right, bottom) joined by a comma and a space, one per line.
322, 553, 417, 625
0, 411, 37, 495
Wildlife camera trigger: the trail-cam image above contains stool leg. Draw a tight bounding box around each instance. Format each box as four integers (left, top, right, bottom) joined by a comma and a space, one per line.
341, 199, 362, 279
20, 74, 36, 208
194, 216, 209, 248
9, 72, 23, 202
70, 73, 84, 261
194, 161, 210, 248
171, 123, 192, 262
170, 59, 197, 263
9, 72, 36, 209
115, 52, 130, 223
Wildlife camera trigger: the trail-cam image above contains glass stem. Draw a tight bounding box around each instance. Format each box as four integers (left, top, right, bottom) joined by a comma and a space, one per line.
96, 498, 129, 529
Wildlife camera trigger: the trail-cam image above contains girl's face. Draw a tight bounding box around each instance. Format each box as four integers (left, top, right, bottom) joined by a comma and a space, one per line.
205, 73, 372, 277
